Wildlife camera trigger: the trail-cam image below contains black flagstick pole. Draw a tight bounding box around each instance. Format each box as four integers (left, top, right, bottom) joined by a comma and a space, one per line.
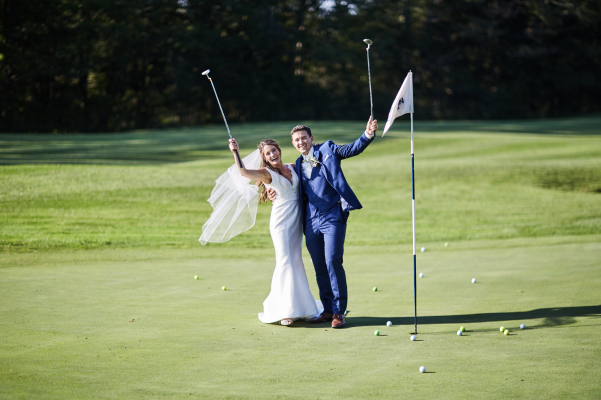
412, 111, 417, 335
409, 71, 417, 335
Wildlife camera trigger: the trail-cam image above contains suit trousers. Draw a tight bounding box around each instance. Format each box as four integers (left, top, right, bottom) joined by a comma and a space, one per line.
304, 203, 349, 315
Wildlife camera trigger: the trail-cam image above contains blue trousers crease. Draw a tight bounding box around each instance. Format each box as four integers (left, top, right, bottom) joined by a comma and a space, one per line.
304, 205, 348, 315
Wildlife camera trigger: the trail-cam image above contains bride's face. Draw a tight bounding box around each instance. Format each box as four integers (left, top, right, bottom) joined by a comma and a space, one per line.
263, 145, 282, 166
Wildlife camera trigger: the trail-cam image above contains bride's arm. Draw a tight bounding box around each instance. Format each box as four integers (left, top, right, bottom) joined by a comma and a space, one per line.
229, 139, 272, 183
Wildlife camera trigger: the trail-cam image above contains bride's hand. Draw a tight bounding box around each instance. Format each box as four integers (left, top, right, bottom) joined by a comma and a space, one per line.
229, 139, 239, 153
267, 188, 277, 202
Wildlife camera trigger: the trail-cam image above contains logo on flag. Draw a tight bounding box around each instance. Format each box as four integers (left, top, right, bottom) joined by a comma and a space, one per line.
383, 72, 413, 136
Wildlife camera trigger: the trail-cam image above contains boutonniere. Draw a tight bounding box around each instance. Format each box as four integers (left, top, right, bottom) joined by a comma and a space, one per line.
303, 156, 321, 167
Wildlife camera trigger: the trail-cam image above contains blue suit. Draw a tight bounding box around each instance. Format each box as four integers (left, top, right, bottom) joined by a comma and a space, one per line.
296, 132, 374, 315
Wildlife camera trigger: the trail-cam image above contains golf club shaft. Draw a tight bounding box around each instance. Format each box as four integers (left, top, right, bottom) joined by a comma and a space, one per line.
366, 47, 374, 122
207, 78, 243, 168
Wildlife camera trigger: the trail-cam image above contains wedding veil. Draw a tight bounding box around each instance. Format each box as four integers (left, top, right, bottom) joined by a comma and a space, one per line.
199, 149, 263, 245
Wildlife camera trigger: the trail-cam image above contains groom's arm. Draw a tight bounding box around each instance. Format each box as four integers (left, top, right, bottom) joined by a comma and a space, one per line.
333, 117, 378, 160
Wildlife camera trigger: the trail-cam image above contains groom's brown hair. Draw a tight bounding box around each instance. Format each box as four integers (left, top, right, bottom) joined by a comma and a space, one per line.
290, 125, 312, 138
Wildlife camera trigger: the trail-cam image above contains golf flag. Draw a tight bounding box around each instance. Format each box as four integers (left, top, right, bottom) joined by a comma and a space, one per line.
382, 71, 413, 136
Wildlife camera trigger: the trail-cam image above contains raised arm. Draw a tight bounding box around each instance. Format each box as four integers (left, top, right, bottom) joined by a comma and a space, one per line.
229, 139, 272, 183
333, 116, 378, 159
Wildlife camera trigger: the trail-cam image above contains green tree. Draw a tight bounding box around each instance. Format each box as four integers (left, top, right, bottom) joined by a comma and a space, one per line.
1, 0, 599, 132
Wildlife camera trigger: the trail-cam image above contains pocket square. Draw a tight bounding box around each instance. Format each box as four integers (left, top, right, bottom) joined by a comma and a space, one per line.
324, 154, 330, 162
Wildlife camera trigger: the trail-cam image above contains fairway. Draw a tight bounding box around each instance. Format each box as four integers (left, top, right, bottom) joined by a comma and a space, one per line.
1, 118, 601, 399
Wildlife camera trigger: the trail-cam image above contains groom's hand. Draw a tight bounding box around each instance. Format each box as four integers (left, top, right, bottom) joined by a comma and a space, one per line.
365, 116, 378, 137
267, 188, 277, 202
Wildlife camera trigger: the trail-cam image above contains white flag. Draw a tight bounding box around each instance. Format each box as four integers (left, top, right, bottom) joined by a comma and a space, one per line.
382, 71, 413, 136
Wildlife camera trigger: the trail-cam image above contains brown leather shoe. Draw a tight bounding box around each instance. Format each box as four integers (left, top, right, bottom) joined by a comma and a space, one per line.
332, 313, 346, 329
306, 312, 334, 323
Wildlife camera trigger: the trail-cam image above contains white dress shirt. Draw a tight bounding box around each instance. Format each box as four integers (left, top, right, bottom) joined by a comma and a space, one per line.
301, 146, 315, 179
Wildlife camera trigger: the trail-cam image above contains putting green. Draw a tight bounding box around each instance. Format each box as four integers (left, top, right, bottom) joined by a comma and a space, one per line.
1, 118, 600, 398
1, 238, 600, 399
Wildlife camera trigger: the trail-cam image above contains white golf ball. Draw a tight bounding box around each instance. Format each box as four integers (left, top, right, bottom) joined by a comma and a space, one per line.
419, 366, 426, 373
457, 330, 462, 336
421, 247, 426, 252
471, 278, 477, 284
386, 321, 392, 327
419, 273, 424, 278
520, 323, 525, 330
410, 335, 416, 341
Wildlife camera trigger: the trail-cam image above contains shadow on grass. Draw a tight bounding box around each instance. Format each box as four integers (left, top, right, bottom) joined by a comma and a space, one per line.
0, 121, 368, 165
340, 304, 601, 329
2, 116, 600, 165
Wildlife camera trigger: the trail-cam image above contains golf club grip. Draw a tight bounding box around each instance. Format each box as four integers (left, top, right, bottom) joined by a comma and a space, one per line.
234, 149, 243, 168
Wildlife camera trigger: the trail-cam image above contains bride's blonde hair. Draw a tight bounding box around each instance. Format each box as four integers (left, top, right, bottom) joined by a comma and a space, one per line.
257, 139, 284, 203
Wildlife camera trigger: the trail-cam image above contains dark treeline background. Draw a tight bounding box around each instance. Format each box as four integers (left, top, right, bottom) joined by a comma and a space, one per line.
1, 0, 600, 133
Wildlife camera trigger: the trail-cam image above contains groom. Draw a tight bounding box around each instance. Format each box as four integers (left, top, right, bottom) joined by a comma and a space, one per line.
269, 117, 378, 328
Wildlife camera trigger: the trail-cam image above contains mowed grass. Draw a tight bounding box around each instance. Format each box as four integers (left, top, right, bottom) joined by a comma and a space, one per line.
1, 117, 601, 252
1, 117, 601, 399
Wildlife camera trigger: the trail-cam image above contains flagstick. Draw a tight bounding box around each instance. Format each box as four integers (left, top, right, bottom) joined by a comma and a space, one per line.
409, 69, 416, 335
411, 111, 417, 335
381, 70, 416, 333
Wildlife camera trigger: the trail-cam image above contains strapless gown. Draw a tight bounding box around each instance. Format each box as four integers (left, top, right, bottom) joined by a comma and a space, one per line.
258, 164, 323, 323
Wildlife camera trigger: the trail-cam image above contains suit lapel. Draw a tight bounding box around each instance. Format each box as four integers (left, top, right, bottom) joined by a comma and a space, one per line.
296, 156, 304, 189
310, 148, 322, 179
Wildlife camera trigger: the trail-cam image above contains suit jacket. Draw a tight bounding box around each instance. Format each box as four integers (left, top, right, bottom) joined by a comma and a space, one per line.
296, 132, 374, 224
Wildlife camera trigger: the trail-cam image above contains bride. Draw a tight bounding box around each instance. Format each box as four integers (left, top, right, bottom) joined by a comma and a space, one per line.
199, 138, 322, 326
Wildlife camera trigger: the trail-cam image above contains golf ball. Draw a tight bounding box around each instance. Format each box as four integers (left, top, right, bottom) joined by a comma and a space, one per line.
445, 242, 449, 247
222, 286, 226, 291
520, 323, 526, 330
374, 330, 380, 336
419, 366, 426, 373
500, 326, 505, 332
386, 321, 392, 327
504, 329, 509, 335
194, 275, 199, 280
472, 278, 477, 284
410, 335, 416, 341
373, 287, 377, 292
457, 330, 462, 336
419, 273, 424, 278
460, 326, 466, 332
421, 247, 426, 252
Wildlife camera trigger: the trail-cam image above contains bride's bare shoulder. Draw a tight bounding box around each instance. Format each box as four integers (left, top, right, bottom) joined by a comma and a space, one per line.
287, 163, 295, 170
251, 167, 272, 183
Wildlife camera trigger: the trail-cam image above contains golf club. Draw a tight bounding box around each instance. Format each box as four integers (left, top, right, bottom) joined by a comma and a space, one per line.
202, 69, 243, 168
363, 39, 374, 123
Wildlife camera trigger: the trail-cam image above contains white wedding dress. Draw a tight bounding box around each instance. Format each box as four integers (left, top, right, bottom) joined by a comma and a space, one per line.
258, 164, 323, 323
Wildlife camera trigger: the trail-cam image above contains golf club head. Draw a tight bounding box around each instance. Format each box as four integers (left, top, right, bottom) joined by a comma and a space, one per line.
201, 69, 210, 76
363, 39, 373, 45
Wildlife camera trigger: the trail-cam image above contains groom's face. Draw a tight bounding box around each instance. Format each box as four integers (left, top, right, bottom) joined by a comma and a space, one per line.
291, 131, 313, 156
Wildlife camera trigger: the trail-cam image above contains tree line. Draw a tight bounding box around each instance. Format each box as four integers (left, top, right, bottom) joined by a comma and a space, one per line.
1, 0, 600, 133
